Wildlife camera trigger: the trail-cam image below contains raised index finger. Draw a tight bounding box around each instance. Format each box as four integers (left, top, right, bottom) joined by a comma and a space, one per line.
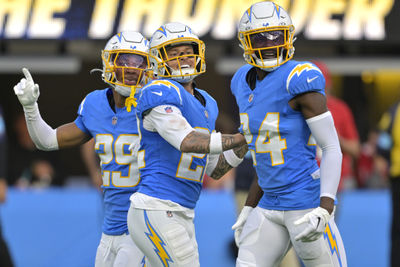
22, 68, 33, 82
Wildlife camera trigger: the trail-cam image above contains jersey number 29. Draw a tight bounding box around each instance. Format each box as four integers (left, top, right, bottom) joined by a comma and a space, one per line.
95, 134, 140, 187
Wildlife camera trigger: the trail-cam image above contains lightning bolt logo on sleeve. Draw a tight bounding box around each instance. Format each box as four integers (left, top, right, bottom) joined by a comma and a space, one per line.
324, 223, 343, 267
246, 7, 252, 22
286, 63, 322, 92
273, 2, 281, 18
144, 210, 173, 267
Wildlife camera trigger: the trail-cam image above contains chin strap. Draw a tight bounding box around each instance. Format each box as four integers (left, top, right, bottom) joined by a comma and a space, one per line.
125, 87, 137, 112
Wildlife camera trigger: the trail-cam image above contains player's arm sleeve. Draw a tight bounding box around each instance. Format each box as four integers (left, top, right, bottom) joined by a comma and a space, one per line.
23, 103, 59, 151
306, 111, 342, 200
143, 105, 195, 150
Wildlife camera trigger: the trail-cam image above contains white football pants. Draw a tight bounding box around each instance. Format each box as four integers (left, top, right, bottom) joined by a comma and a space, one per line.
128, 206, 200, 267
95, 233, 145, 267
237, 207, 347, 267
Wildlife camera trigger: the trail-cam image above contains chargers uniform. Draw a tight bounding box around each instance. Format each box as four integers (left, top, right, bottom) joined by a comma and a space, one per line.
231, 60, 324, 210
128, 79, 218, 267
75, 88, 144, 267
232, 61, 347, 267
136, 79, 218, 208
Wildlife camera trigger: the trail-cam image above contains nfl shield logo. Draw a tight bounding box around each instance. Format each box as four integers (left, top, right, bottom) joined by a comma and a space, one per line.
164, 106, 173, 113
248, 93, 254, 103
112, 116, 118, 125
204, 110, 208, 118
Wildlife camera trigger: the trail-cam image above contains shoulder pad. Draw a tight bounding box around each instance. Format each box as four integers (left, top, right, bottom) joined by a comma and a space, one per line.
286, 63, 325, 96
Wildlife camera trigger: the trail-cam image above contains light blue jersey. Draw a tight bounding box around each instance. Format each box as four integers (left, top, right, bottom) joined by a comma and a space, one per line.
231, 60, 326, 210
136, 79, 219, 209
74, 88, 140, 235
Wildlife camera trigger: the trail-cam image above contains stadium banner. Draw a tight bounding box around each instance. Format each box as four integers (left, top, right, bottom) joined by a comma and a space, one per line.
0, 0, 398, 41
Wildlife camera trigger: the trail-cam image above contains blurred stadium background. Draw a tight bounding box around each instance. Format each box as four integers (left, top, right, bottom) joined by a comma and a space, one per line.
0, 0, 399, 266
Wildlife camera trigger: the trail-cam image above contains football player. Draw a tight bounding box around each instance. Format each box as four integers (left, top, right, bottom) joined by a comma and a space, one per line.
231, 2, 347, 267
127, 22, 248, 267
13, 31, 149, 267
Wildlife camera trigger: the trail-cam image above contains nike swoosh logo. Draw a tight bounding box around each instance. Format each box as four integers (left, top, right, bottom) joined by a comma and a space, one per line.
151, 91, 162, 96
307, 76, 318, 83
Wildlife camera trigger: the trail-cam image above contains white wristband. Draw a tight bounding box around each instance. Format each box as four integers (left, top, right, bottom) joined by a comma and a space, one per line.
209, 132, 223, 154
223, 149, 243, 167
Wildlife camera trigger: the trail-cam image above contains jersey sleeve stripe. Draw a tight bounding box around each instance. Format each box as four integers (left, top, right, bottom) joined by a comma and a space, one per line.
79, 97, 87, 115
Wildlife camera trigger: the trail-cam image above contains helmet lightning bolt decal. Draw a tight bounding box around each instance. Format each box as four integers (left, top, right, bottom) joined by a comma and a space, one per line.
156, 26, 168, 37
273, 3, 281, 18
286, 63, 322, 92
324, 223, 343, 267
246, 6, 252, 22
144, 210, 173, 267
116, 32, 123, 43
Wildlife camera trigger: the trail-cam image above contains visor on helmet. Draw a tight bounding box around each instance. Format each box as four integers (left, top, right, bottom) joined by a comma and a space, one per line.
102, 49, 150, 89
114, 53, 148, 69
250, 30, 285, 49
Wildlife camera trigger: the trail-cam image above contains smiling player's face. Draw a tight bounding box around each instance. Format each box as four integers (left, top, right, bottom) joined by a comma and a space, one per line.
165, 44, 196, 71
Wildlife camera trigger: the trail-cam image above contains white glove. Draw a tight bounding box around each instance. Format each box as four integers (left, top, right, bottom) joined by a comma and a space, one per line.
14, 68, 40, 107
232, 206, 253, 247
294, 207, 331, 242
